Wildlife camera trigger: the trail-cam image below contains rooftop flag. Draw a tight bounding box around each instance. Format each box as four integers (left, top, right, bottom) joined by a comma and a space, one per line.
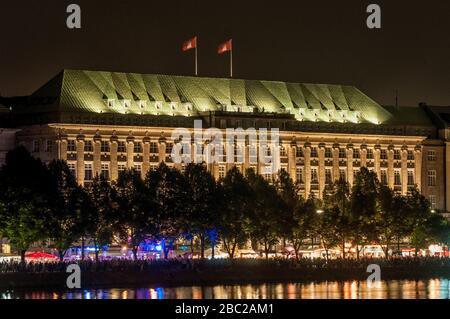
182, 36, 198, 76
217, 39, 233, 77
182, 36, 197, 51
217, 39, 232, 54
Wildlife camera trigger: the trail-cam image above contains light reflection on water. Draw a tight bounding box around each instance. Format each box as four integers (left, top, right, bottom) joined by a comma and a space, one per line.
1, 279, 449, 299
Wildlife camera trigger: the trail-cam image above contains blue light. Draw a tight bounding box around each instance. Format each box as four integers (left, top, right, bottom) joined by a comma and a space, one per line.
155, 245, 162, 251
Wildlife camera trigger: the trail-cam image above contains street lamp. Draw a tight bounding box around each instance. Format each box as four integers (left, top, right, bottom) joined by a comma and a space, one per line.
316, 209, 324, 214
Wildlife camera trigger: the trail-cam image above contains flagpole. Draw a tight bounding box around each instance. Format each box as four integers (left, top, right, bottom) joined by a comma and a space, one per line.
195, 45, 198, 76
230, 41, 233, 78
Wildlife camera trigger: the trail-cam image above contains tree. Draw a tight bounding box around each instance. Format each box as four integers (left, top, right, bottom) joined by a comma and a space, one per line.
115, 168, 152, 260
145, 163, 188, 259
275, 169, 297, 251
85, 175, 117, 262
183, 163, 219, 259
323, 179, 352, 259
218, 167, 252, 259
376, 186, 410, 258
425, 213, 450, 253
407, 187, 431, 256
0, 146, 50, 262
350, 167, 379, 259
46, 160, 86, 261
246, 169, 284, 259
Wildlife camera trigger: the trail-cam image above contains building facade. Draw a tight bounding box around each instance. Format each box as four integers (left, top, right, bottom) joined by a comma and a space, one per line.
1, 69, 448, 212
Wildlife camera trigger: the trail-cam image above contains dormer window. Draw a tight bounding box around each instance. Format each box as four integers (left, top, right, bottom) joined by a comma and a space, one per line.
170, 102, 177, 110
155, 101, 162, 110
138, 100, 147, 109
107, 99, 115, 108
184, 103, 192, 111
122, 99, 131, 108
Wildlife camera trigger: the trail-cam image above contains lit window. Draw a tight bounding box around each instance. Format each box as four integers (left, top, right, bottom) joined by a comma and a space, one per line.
134, 142, 142, 153
166, 142, 173, 155
84, 141, 93, 152
218, 165, 226, 178
408, 170, 414, 185
84, 163, 93, 181
279, 146, 286, 157
118, 164, 126, 174
100, 164, 109, 180
296, 167, 304, 183
118, 141, 126, 153
67, 140, 76, 152
394, 170, 401, 185
380, 170, 387, 185
427, 150, 436, 162
367, 149, 374, 159
380, 149, 387, 160
101, 141, 110, 152
150, 142, 158, 154
429, 195, 436, 210
428, 170, 436, 186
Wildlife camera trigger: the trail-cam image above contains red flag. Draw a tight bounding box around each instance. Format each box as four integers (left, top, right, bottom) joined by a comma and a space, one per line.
217, 39, 232, 54
182, 36, 197, 51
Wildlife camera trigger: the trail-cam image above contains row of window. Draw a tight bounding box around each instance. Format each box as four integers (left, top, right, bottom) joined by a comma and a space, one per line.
63, 139, 438, 163
32, 140, 53, 153
293, 167, 417, 186
293, 147, 420, 161
66, 140, 171, 154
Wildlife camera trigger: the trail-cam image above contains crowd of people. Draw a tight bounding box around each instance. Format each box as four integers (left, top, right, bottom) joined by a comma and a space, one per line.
0, 256, 449, 274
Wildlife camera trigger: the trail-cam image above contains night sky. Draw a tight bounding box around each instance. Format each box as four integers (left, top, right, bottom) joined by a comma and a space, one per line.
1, 0, 450, 106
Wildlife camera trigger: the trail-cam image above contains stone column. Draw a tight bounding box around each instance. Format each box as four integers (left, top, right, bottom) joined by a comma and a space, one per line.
93, 140, 101, 177
126, 141, 134, 169
332, 146, 339, 182
374, 147, 381, 180
143, 141, 150, 177
289, 145, 297, 182
318, 146, 325, 198
304, 146, 311, 197
347, 147, 354, 186
401, 147, 408, 195
110, 141, 118, 181
414, 146, 422, 192
387, 147, 394, 189
59, 139, 68, 161
76, 139, 85, 185
159, 140, 166, 164
360, 148, 367, 168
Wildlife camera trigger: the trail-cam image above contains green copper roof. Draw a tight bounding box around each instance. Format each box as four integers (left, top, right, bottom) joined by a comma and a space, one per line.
21, 69, 394, 125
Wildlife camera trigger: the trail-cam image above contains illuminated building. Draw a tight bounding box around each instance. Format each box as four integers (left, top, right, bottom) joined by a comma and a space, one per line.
0, 69, 447, 211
